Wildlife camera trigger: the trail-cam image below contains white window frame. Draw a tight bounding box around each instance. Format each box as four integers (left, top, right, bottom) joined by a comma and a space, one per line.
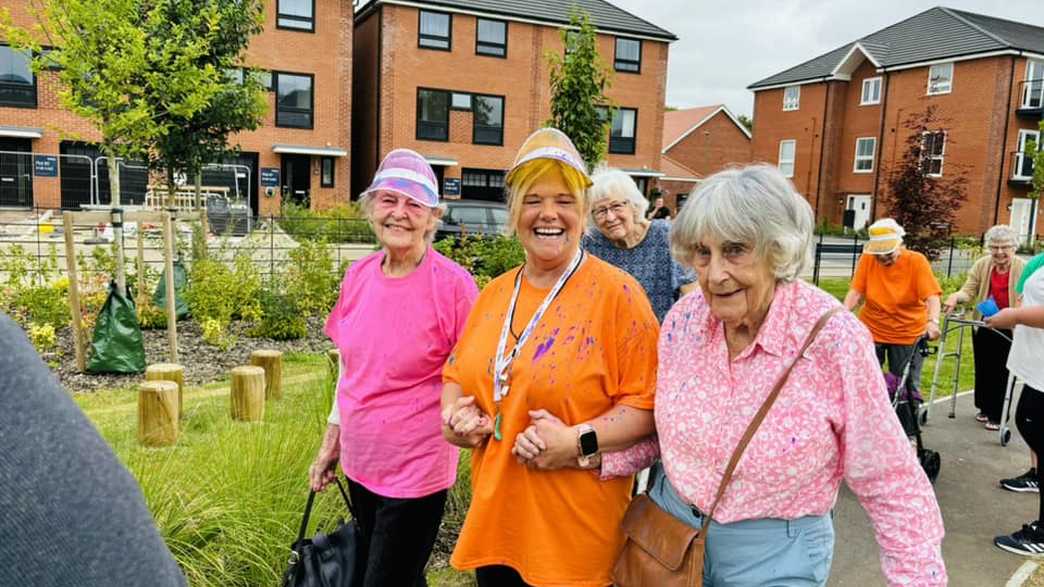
1015, 129, 1040, 180
921, 131, 947, 177
853, 137, 876, 173
927, 63, 953, 95
1024, 59, 1044, 109
783, 86, 800, 111
860, 77, 882, 105
778, 140, 796, 178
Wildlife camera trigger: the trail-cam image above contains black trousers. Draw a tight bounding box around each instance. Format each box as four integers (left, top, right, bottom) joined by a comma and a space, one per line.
972, 327, 1013, 423
1016, 385, 1044, 522
476, 565, 533, 587
347, 478, 447, 587
875, 342, 925, 392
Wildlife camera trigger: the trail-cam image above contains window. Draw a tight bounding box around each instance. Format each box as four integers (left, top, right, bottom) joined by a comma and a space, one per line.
853, 137, 876, 173
417, 88, 449, 141
609, 108, 637, 154
921, 131, 946, 176
273, 72, 313, 128
419, 10, 451, 50
783, 85, 800, 111
1024, 60, 1044, 109
321, 157, 335, 187
472, 94, 504, 145
257, 70, 273, 91
277, 0, 314, 32
778, 140, 796, 178
927, 63, 953, 95
39, 47, 62, 71
614, 38, 641, 73
476, 18, 507, 57
225, 68, 244, 84
861, 77, 882, 105
451, 92, 471, 110
1016, 130, 1039, 179
0, 45, 36, 108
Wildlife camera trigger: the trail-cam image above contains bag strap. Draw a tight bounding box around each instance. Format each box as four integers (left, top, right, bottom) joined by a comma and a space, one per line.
702, 306, 841, 530
294, 476, 355, 544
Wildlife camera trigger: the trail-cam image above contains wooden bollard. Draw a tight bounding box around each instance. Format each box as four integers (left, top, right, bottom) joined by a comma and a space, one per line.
249, 350, 283, 401
230, 366, 266, 422
145, 363, 185, 419
139, 380, 179, 447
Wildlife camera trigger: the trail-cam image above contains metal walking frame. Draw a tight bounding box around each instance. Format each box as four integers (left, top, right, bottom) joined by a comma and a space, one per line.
923, 310, 1017, 446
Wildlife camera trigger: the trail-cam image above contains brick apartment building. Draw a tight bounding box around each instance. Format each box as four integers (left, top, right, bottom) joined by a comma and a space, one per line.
749, 7, 1044, 245
655, 104, 752, 210
0, 0, 352, 215
351, 0, 675, 205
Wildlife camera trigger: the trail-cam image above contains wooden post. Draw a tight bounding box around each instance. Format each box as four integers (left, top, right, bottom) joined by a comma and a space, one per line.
249, 350, 284, 401
145, 363, 185, 420
326, 348, 340, 378
230, 366, 265, 422
63, 214, 86, 372
162, 212, 178, 363
138, 380, 179, 447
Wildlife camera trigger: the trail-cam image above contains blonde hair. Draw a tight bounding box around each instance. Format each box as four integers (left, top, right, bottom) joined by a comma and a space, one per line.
505, 159, 590, 236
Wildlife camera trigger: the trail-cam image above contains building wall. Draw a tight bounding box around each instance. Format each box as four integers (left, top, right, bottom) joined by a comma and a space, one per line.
0, 0, 352, 213
751, 82, 829, 206
663, 111, 751, 178
356, 3, 669, 198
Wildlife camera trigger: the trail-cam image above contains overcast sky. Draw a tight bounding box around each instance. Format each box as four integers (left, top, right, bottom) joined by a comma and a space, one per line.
608, 0, 1043, 118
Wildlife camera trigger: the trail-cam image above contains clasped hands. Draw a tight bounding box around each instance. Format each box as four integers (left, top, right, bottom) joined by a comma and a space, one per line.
441, 397, 591, 471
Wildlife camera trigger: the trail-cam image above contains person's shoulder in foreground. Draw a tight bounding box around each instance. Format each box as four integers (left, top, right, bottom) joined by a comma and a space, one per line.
0, 313, 186, 586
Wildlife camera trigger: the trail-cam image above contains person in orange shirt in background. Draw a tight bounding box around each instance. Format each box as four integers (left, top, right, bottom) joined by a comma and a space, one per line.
843, 218, 942, 394
439, 128, 659, 587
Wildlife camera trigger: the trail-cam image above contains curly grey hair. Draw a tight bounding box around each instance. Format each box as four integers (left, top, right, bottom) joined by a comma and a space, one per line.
588, 167, 649, 228
984, 224, 1018, 248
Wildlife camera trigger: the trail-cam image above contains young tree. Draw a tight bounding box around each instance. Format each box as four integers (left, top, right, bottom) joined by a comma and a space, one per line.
1028, 120, 1044, 201
545, 10, 613, 169
882, 105, 969, 260
737, 114, 754, 133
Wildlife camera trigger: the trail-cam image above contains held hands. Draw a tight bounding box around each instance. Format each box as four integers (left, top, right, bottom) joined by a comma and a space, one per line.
442, 396, 493, 448
985, 307, 1019, 330
512, 409, 589, 471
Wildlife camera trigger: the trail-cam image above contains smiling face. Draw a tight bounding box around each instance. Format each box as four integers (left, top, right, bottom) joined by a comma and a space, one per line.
516, 165, 583, 272
592, 198, 636, 243
368, 190, 438, 254
988, 240, 1015, 270
692, 234, 776, 327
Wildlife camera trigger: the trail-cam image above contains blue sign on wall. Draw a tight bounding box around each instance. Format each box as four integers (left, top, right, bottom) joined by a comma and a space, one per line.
443, 178, 461, 196
260, 167, 280, 187
34, 155, 58, 177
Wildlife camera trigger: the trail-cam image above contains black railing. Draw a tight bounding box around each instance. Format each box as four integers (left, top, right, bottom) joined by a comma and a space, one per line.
417, 121, 448, 141
0, 82, 36, 108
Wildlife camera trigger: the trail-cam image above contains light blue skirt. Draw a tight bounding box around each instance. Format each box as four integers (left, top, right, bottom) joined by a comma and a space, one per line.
646, 463, 835, 587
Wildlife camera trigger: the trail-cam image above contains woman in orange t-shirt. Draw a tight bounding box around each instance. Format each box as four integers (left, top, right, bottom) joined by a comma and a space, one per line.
440, 129, 659, 587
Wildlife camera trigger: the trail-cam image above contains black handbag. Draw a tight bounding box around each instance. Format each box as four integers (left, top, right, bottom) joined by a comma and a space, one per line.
282, 477, 361, 587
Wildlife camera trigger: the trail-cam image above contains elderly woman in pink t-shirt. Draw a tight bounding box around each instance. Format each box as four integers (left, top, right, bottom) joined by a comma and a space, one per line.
601, 165, 946, 586
308, 149, 478, 586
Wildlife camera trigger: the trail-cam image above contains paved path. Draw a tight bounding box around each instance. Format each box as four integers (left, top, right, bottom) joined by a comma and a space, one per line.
831, 391, 1036, 586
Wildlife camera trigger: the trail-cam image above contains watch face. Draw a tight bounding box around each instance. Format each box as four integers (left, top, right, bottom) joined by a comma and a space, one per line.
580, 430, 598, 456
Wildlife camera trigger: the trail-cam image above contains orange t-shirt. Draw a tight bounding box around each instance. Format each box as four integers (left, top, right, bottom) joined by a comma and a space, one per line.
852, 249, 942, 345
443, 255, 659, 587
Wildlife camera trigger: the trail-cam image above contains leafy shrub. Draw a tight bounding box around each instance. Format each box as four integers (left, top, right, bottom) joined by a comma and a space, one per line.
137, 302, 168, 330
251, 289, 307, 340
12, 283, 68, 329
230, 252, 263, 322
200, 316, 235, 350
27, 322, 57, 354
434, 234, 525, 287
279, 203, 375, 244
285, 240, 340, 317
186, 258, 236, 325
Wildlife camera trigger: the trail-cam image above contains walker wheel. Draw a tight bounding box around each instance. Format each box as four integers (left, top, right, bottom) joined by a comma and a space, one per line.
919, 411, 928, 426
1001, 429, 1012, 447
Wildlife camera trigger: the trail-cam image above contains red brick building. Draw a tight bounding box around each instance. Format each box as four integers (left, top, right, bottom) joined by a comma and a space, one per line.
351, 0, 675, 202
749, 7, 1044, 245
0, 0, 352, 214
655, 104, 752, 210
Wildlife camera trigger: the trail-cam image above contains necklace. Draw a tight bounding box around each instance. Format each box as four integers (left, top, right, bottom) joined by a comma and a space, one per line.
492, 249, 585, 440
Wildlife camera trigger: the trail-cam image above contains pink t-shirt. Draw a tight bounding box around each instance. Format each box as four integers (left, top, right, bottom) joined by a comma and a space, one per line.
324, 249, 478, 498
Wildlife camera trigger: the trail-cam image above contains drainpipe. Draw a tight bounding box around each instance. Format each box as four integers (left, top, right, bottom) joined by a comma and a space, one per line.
993, 55, 1018, 226
870, 72, 890, 222
813, 82, 831, 221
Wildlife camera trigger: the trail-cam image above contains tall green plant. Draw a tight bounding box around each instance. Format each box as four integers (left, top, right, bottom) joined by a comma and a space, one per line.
545, 9, 613, 169
1028, 120, 1044, 201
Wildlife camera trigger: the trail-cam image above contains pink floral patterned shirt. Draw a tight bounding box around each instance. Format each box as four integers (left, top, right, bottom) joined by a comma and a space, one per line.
603, 280, 946, 586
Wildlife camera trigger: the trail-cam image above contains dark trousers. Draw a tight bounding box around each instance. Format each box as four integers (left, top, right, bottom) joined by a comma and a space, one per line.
875, 342, 925, 392
972, 327, 1013, 423
347, 478, 447, 587
1016, 385, 1044, 522
475, 565, 533, 587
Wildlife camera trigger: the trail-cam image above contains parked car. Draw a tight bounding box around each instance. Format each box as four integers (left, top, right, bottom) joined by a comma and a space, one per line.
436, 199, 509, 240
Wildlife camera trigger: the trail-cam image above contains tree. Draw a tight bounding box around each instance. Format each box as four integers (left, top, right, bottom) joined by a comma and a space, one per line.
1028, 120, 1044, 201
882, 105, 969, 260
737, 114, 753, 133
545, 10, 613, 169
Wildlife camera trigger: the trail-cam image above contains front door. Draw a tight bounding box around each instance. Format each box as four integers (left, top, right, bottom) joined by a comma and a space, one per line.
1011, 198, 1038, 246
281, 154, 311, 207
0, 138, 32, 208
846, 194, 872, 231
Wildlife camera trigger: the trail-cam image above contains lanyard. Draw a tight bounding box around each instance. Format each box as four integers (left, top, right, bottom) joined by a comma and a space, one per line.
491, 248, 584, 436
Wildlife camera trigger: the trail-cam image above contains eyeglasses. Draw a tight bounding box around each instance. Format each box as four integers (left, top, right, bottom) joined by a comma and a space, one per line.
987, 245, 1015, 252
592, 202, 628, 220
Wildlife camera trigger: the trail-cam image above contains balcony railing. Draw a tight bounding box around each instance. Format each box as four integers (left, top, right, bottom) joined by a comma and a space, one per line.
1018, 79, 1044, 116
1011, 150, 1035, 183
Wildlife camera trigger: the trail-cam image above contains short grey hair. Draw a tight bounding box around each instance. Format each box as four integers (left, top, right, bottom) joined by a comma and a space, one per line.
588, 167, 649, 224
671, 164, 813, 282
984, 224, 1018, 248
358, 191, 445, 244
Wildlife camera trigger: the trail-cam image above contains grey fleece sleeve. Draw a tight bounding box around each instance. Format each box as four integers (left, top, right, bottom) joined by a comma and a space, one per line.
0, 313, 186, 586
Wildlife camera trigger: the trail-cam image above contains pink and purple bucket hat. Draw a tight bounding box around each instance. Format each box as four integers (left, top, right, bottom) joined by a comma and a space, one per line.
360, 148, 440, 207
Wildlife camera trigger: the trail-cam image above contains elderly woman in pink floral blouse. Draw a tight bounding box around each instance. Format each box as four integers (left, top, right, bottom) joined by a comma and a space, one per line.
601, 164, 946, 586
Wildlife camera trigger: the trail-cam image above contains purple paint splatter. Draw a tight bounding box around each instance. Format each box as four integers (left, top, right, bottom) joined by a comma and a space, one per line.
533, 328, 560, 362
